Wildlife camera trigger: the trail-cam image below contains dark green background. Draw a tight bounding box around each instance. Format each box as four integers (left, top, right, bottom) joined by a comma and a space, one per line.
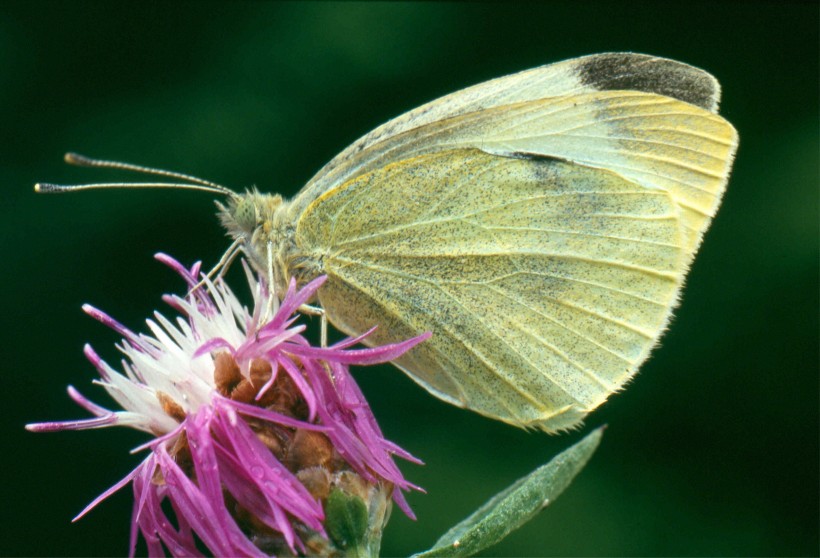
3, 2, 817, 556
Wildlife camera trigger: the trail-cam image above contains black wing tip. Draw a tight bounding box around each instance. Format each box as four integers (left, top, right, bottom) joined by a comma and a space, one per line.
574, 52, 721, 112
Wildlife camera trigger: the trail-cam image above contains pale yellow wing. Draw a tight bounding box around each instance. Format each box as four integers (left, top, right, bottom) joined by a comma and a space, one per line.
292, 53, 726, 217
290, 91, 737, 260
296, 149, 687, 432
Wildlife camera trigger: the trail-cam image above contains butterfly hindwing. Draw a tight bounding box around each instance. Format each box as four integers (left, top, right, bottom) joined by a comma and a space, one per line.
298, 149, 687, 431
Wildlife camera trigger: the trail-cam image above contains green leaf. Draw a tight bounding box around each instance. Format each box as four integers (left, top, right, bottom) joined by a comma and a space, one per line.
325, 488, 369, 552
414, 426, 604, 557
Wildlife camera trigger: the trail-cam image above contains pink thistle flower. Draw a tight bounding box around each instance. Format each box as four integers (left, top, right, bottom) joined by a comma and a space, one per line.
27, 254, 429, 557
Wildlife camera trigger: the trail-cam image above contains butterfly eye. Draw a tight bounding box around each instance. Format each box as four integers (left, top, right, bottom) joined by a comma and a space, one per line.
233, 197, 259, 233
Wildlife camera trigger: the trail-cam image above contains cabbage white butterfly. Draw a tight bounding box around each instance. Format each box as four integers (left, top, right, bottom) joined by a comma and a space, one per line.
37, 53, 737, 432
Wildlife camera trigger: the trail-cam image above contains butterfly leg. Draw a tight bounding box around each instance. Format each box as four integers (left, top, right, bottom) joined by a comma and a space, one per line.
188, 238, 243, 296
259, 241, 277, 324
298, 303, 327, 347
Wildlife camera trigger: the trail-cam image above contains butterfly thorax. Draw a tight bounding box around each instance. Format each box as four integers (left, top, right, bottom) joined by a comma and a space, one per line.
217, 190, 312, 296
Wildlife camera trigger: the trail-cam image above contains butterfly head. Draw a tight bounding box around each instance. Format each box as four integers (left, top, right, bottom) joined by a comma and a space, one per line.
217, 188, 285, 250
216, 189, 301, 296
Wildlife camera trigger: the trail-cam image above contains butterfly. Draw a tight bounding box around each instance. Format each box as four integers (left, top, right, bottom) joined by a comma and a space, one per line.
38, 53, 738, 432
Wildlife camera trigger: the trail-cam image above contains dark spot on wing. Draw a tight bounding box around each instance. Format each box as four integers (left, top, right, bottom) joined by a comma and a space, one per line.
508, 151, 571, 164
503, 151, 570, 184
576, 53, 719, 111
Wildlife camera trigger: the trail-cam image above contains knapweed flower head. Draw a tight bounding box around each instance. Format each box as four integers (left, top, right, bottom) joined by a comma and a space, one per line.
27, 254, 429, 557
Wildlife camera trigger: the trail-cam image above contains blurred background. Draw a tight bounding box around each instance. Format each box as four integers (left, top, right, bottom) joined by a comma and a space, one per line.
2, 2, 817, 556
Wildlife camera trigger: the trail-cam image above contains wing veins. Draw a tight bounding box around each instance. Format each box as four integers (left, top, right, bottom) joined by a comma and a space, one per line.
536, 289, 657, 339
492, 130, 732, 159
487, 136, 727, 186
334, 251, 678, 281
589, 158, 723, 197
418, 159, 502, 219
431, 282, 581, 405
486, 283, 631, 380
335, 268, 550, 414
327, 273, 474, 406
333, 256, 664, 340
468, 221, 681, 248
488, 95, 678, 138
335, 260, 585, 407
326, 175, 377, 248
486, 270, 668, 307
495, 104, 715, 141
334, 191, 675, 248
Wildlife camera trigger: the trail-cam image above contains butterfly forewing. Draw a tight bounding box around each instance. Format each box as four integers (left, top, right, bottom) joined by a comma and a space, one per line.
291, 53, 725, 218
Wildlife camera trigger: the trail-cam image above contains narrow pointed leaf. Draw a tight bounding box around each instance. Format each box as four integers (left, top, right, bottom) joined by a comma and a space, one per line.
414, 426, 604, 557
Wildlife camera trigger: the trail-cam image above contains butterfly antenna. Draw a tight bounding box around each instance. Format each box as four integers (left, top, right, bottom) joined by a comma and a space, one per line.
35, 152, 239, 198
